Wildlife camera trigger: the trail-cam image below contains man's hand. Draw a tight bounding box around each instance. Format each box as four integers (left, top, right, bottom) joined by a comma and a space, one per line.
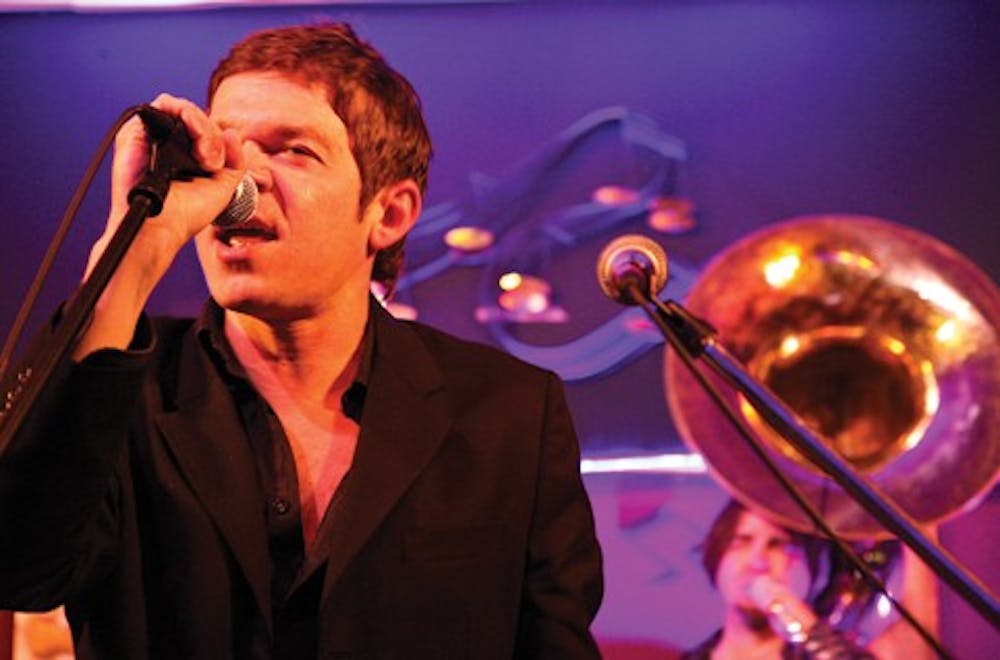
74, 94, 247, 359
86, 93, 246, 281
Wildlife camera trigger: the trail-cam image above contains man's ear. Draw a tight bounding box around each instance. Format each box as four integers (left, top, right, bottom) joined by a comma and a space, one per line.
367, 179, 422, 251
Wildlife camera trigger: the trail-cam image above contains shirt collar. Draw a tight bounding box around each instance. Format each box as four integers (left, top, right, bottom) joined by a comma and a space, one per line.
195, 298, 374, 422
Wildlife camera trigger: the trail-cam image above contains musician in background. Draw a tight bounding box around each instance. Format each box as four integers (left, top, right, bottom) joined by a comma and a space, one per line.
683, 499, 940, 660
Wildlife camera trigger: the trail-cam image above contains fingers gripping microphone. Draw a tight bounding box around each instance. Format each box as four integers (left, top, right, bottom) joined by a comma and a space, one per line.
748, 575, 818, 644
136, 105, 257, 226
596, 234, 669, 305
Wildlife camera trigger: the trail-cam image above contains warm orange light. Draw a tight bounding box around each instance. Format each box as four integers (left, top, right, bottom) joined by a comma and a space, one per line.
498, 272, 523, 291
831, 249, 876, 271
763, 252, 802, 288
884, 337, 906, 356
444, 226, 494, 252
647, 196, 695, 234
778, 335, 801, 358
934, 319, 958, 345
497, 274, 552, 314
592, 185, 639, 206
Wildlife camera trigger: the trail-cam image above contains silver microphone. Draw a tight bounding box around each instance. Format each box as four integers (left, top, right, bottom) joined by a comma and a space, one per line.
213, 173, 258, 227
596, 234, 669, 305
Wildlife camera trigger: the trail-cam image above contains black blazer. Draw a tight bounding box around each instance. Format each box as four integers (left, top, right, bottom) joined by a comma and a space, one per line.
0, 301, 603, 659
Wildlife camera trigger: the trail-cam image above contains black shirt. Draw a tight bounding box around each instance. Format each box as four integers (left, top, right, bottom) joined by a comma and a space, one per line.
195, 300, 372, 658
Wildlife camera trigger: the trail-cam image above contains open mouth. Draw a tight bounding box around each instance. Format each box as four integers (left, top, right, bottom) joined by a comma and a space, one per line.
217, 225, 278, 247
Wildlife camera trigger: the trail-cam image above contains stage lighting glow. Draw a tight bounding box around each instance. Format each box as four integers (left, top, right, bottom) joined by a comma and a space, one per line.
580, 453, 706, 474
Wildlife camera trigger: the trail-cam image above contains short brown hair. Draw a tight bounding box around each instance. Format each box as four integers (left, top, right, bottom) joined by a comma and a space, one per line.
208, 23, 432, 293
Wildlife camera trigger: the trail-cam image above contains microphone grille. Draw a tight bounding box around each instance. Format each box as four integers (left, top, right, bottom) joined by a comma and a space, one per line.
596, 234, 669, 305
214, 173, 258, 227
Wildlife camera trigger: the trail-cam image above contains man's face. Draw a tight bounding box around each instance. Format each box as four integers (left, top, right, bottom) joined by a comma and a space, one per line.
196, 71, 376, 321
715, 510, 812, 615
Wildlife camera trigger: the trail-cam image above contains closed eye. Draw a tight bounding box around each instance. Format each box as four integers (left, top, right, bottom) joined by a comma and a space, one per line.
288, 144, 316, 156
283, 144, 324, 163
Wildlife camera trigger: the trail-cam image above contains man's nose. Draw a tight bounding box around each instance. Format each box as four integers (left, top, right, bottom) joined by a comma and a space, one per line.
242, 142, 272, 191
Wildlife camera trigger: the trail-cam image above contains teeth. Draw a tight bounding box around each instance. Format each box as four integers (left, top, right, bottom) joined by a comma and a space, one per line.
222, 231, 275, 247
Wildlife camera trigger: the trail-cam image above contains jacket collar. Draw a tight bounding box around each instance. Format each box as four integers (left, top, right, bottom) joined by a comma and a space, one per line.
151, 298, 452, 628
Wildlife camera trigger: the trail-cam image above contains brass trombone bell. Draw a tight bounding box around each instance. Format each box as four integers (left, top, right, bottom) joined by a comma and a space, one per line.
665, 215, 1000, 539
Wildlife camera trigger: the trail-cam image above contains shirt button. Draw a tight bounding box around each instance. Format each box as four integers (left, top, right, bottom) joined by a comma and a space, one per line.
270, 497, 291, 515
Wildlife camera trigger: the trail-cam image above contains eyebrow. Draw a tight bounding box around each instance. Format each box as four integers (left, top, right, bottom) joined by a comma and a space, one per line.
271, 125, 332, 146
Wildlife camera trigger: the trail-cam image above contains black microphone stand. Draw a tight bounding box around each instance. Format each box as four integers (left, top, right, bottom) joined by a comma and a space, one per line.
0, 108, 195, 457
629, 283, 1000, 633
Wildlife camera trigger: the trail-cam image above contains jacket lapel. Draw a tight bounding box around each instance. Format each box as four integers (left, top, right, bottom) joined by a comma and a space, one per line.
145, 304, 452, 627
152, 331, 271, 634
318, 303, 452, 599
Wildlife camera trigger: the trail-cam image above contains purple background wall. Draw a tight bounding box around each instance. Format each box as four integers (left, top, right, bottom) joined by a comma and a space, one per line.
1, 1, 998, 656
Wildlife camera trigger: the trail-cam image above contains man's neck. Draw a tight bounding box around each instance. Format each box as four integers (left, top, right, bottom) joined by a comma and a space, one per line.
223, 299, 370, 547
223, 299, 369, 405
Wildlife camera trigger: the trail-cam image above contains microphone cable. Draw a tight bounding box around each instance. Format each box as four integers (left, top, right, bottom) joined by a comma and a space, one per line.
0, 105, 142, 381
